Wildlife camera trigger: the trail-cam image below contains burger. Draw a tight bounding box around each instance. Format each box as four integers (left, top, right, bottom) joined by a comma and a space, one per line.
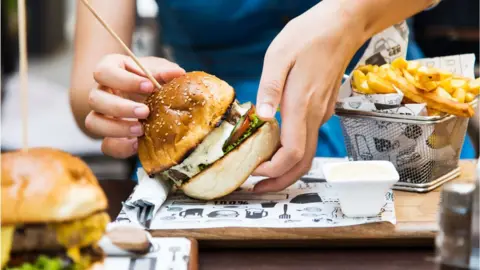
138, 71, 280, 200
1, 148, 109, 270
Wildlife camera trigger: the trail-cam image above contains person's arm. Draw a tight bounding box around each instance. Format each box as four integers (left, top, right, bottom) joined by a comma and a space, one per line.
340, 0, 439, 42
69, 0, 136, 137
252, 0, 443, 192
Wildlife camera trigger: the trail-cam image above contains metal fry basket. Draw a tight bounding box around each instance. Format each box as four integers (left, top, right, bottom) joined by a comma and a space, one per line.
335, 105, 476, 193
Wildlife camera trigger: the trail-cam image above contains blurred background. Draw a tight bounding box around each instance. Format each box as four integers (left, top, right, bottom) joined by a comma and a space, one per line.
1, 0, 479, 180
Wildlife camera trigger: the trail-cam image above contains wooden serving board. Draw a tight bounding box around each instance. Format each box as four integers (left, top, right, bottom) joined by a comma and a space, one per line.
150, 160, 477, 248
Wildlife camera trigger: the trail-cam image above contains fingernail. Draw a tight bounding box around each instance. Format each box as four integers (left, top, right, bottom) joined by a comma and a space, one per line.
134, 106, 149, 118
132, 141, 138, 152
257, 104, 274, 118
140, 81, 153, 92
130, 125, 143, 136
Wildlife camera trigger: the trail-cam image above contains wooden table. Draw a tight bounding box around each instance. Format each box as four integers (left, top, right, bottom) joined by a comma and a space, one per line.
99, 160, 477, 269
197, 248, 437, 270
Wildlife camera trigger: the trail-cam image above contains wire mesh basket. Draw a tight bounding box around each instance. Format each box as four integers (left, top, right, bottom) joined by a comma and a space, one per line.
335, 107, 474, 193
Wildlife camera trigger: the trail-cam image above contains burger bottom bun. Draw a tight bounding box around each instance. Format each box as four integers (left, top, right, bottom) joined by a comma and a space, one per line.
181, 120, 280, 200
90, 261, 105, 270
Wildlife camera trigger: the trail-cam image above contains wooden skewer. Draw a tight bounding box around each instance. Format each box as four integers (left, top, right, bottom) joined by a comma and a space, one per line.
18, 0, 28, 151
80, 0, 162, 90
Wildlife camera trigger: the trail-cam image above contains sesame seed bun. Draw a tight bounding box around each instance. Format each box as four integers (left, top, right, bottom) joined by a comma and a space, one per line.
1, 148, 108, 225
138, 71, 235, 175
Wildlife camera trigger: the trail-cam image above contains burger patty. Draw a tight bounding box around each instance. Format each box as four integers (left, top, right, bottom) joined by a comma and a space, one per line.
12, 224, 61, 252
11, 223, 93, 253
165, 168, 191, 184
224, 101, 243, 125
7, 245, 104, 268
10, 211, 109, 253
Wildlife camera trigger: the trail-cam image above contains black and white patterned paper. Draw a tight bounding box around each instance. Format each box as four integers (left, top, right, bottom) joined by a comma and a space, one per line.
101, 229, 193, 270
115, 158, 396, 229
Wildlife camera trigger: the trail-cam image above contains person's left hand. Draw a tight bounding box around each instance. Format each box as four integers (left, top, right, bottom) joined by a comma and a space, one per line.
252, 1, 366, 192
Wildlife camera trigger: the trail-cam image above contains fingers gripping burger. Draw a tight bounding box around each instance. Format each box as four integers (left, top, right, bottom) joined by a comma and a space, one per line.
1, 148, 109, 270
138, 71, 280, 200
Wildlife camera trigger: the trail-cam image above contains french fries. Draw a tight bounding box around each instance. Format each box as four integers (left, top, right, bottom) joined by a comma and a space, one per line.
391, 58, 408, 70
352, 70, 374, 94
435, 87, 454, 101
350, 58, 478, 118
452, 88, 466, 103
366, 73, 397, 94
465, 92, 476, 103
467, 78, 480, 95
406, 61, 420, 74
426, 108, 444, 117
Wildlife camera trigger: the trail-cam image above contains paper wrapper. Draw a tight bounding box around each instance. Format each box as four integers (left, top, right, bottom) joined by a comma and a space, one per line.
114, 158, 396, 229
99, 225, 193, 270
119, 169, 173, 227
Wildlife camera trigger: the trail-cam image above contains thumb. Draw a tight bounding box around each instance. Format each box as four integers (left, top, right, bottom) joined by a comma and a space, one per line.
256, 52, 291, 120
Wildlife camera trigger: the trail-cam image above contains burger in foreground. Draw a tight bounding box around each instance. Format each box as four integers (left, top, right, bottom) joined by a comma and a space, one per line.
1, 148, 109, 270
138, 71, 281, 200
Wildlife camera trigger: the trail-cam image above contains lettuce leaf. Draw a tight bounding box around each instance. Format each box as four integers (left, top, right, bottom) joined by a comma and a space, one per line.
5, 255, 84, 270
6, 256, 64, 270
198, 163, 209, 171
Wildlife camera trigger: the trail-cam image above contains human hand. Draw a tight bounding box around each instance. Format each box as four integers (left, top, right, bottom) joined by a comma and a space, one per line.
253, 1, 366, 192
86, 54, 185, 158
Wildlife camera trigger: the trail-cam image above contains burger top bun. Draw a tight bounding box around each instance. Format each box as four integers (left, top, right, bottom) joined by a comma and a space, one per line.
1, 148, 108, 225
138, 71, 235, 175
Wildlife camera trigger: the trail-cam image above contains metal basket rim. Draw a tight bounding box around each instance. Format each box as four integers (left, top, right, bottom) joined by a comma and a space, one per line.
336, 99, 477, 124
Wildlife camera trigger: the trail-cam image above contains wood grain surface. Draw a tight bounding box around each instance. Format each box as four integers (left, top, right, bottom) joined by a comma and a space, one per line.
148, 160, 478, 247
189, 238, 199, 270
199, 248, 437, 270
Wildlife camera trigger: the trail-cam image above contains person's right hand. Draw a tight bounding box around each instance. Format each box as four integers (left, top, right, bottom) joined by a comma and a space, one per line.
86, 54, 185, 158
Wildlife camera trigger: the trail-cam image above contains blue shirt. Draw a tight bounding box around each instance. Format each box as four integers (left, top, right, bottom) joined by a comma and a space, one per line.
135, 0, 474, 177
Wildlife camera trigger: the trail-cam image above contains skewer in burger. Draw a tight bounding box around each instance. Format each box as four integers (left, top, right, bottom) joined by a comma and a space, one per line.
1, 148, 109, 270
138, 71, 280, 200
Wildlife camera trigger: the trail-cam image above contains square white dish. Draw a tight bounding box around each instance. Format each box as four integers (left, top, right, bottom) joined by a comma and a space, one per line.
322, 161, 399, 217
